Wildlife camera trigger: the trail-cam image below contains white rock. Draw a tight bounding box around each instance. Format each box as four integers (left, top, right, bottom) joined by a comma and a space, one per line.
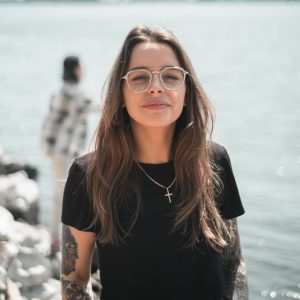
0, 206, 14, 240
0, 171, 39, 213
0, 241, 19, 270
7, 247, 52, 289
22, 278, 61, 300
8, 197, 28, 213
14, 178, 39, 207
0, 154, 23, 165
22, 226, 51, 256
0, 266, 6, 278
0, 171, 27, 192
8, 221, 51, 256
0, 265, 7, 293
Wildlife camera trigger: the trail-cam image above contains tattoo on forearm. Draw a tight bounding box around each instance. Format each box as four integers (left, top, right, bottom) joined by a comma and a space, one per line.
62, 225, 79, 276
233, 259, 248, 300
62, 278, 91, 300
222, 219, 248, 300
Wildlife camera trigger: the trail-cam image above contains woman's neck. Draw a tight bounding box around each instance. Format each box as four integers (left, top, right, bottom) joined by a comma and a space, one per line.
131, 124, 175, 164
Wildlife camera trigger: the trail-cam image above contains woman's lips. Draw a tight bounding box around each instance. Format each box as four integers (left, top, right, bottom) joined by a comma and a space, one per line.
142, 101, 169, 110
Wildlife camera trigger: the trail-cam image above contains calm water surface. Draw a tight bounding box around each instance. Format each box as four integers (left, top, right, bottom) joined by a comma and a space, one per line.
0, 2, 299, 299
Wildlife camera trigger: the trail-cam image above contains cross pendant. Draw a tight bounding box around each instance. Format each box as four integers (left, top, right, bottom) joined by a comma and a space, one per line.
165, 188, 173, 203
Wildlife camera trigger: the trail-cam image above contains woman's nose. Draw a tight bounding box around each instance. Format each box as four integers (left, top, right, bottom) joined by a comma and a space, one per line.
148, 73, 164, 94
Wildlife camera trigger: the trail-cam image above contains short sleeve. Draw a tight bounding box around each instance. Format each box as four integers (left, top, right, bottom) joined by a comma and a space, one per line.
212, 143, 245, 220
61, 159, 97, 232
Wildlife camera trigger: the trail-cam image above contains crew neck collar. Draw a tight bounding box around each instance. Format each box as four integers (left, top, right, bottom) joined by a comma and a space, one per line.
137, 161, 173, 166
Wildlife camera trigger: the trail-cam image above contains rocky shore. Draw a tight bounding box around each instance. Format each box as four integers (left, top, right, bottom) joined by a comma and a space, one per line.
0, 148, 101, 299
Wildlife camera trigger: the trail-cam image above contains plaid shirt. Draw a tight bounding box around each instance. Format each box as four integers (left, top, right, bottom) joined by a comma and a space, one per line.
42, 83, 92, 159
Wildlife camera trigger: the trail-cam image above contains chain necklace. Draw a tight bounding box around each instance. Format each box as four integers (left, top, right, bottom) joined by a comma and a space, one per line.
135, 161, 176, 203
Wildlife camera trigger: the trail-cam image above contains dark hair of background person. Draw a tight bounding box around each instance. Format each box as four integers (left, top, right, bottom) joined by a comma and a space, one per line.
62, 56, 80, 83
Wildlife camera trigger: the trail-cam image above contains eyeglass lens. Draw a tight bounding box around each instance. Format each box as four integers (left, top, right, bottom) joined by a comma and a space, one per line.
127, 68, 185, 92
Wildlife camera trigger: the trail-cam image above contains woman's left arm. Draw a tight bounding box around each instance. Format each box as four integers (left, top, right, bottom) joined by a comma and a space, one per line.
222, 218, 248, 300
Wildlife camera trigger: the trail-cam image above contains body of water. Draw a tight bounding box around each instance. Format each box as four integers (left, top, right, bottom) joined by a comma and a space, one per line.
0, 1, 299, 299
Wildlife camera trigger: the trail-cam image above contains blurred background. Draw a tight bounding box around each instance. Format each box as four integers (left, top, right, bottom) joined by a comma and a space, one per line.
0, 0, 299, 299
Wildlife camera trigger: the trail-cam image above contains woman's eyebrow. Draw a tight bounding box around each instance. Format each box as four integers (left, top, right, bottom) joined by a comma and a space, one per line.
128, 65, 176, 71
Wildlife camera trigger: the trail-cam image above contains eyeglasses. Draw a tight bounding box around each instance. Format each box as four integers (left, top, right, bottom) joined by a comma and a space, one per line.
122, 66, 189, 93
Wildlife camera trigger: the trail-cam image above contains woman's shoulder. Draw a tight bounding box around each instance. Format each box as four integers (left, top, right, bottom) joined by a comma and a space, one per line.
72, 152, 95, 173
208, 141, 230, 162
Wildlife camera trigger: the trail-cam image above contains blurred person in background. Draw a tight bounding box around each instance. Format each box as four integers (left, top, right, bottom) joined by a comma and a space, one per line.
60, 26, 248, 299
42, 55, 97, 254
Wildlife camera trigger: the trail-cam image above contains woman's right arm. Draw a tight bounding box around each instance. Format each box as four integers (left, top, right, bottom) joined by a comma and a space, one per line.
61, 224, 96, 300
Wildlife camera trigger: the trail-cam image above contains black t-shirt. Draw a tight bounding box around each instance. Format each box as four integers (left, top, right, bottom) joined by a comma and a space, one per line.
62, 142, 245, 300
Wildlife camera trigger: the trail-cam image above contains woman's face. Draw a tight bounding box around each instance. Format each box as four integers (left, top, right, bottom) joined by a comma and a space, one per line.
122, 41, 186, 131
74, 65, 83, 81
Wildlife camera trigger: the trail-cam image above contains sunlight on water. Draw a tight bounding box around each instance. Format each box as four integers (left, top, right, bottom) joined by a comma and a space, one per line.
261, 289, 300, 299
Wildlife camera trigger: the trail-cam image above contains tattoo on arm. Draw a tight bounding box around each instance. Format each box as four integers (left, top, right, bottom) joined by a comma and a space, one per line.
222, 218, 249, 300
62, 225, 79, 276
61, 225, 93, 299
62, 278, 92, 300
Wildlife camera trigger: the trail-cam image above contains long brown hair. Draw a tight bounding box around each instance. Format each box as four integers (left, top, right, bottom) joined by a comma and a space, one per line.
86, 25, 228, 250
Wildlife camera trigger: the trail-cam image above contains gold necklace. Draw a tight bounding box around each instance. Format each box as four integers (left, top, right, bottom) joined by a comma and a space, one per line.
135, 161, 176, 203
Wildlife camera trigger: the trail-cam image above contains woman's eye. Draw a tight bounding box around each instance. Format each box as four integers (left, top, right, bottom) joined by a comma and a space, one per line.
162, 74, 181, 82
164, 75, 180, 80
131, 75, 149, 82
162, 69, 183, 82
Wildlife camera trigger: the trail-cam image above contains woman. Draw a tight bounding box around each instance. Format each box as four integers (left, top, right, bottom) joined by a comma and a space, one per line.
42, 56, 94, 253
61, 26, 248, 300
